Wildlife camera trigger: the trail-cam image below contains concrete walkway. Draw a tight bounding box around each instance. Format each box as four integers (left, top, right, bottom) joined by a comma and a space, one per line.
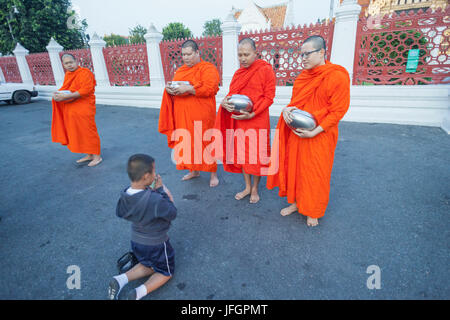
0, 100, 448, 300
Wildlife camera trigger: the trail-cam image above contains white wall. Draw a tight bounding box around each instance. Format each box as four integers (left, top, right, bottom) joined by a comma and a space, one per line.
36, 84, 450, 133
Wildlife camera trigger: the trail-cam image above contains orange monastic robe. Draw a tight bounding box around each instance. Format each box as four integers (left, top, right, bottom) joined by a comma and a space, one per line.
159, 60, 220, 172
51, 67, 101, 155
215, 59, 276, 176
266, 61, 350, 219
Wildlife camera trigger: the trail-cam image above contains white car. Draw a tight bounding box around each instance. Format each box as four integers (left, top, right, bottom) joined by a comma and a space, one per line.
0, 80, 38, 104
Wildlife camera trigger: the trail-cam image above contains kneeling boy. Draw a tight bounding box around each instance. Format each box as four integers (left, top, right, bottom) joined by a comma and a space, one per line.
108, 154, 177, 300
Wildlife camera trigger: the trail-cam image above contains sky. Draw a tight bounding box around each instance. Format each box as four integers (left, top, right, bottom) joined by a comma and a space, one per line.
70, 0, 340, 38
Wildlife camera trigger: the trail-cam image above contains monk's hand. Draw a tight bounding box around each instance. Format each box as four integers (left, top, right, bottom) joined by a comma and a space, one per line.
53, 92, 66, 102
165, 85, 176, 96
294, 126, 323, 139
175, 84, 195, 96
282, 107, 297, 124
221, 96, 235, 113
232, 110, 255, 120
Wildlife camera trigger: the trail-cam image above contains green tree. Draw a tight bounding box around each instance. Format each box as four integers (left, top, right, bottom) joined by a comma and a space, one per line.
129, 24, 147, 44
202, 19, 222, 37
0, 0, 88, 55
162, 22, 192, 41
104, 34, 129, 47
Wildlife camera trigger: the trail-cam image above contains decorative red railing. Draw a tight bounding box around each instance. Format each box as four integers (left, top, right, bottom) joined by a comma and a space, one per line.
0, 56, 22, 83
59, 48, 94, 73
26, 52, 55, 85
160, 36, 223, 84
353, 7, 450, 85
103, 43, 150, 86
239, 20, 335, 86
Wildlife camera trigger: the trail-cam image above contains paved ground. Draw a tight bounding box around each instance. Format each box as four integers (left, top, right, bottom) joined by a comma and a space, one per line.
0, 100, 448, 300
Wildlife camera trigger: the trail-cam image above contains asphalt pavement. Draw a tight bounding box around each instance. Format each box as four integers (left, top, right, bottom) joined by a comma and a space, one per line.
0, 100, 448, 300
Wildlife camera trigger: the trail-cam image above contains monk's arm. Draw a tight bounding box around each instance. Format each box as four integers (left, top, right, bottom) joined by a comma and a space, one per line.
75, 70, 96, 98
252, 67, 276, 117
317, 71, 350, 132
191, 65, 220, 98
64, 92, 81, 100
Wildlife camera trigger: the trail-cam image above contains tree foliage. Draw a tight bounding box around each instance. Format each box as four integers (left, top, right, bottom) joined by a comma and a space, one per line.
104, 34, 128, 47
0, 0, 88, 55
129, 24, 147, 44
202, 19, 222, 37
162, 22, 192, 41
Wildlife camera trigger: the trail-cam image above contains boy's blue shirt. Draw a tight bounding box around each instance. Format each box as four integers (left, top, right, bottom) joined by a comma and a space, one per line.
116, 186, 177, 246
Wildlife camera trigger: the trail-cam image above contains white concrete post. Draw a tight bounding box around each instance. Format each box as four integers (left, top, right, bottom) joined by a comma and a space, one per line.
0, 66, 5, 83
221, 11, 241, 89
13, 43, 33, 85
46, 38, 65, 87
330, 0, 361, 81
88, 33, 110, 87
144, 23, 165, 87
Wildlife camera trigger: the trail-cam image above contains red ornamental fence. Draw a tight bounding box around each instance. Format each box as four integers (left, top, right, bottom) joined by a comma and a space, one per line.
26, 52, 55, 85
103, 43, 150, 86
239, 20, 335, 86
0, 56, 22, 83
159, 36, 223, 84
59, 48, 94, 74
353, 7, 450, 85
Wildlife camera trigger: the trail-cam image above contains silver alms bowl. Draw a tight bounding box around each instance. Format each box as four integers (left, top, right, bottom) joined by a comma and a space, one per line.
286, 109, 317, 131
228, 94, 253, 113
167, 81, 190, 89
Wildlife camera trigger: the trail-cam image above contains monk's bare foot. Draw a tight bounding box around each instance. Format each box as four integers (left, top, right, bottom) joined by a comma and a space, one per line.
88, 156, 103, 167
280, 203, 298, 216
182, 171, 200, 181
235, 188, 251, 201
210, 173, 219, 188
249, 190, 260, 204
76, 155, 93, 163
307, 217, 319, 227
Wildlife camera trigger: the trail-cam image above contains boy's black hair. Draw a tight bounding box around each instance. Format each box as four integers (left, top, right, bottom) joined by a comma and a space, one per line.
127, 154, 155, 182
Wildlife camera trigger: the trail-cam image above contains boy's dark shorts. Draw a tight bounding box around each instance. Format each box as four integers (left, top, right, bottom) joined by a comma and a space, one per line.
131, 240, 175, 277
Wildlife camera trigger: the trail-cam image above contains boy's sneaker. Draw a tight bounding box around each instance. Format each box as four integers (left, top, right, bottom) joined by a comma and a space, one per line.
117, 252, 138, 274
107, 278, 121, 300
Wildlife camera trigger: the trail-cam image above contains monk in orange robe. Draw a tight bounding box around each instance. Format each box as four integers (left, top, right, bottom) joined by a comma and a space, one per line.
51, 54, 102, 167
215, 38, 276, 203
159, 40, 220, 187
266, 36, 350, 227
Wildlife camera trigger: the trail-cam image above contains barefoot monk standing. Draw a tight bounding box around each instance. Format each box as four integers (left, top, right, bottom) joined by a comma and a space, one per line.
267, 36, 350, 227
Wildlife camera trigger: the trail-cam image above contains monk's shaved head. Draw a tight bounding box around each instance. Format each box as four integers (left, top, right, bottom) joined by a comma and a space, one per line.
61, 53, 78, 72
301, 35, 326, 70
238, 37, 258, 68
61, 53, 76, 62
181, 40, 199, 52
239, 38, 257, 51
181, 40, 201, 67
303, 36, 326, 52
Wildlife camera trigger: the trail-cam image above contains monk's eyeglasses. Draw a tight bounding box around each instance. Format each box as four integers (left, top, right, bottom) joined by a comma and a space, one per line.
300, 49, 322, 59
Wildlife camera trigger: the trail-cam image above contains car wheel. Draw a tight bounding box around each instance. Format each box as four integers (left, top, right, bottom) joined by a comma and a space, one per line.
13, 91, 31, 104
